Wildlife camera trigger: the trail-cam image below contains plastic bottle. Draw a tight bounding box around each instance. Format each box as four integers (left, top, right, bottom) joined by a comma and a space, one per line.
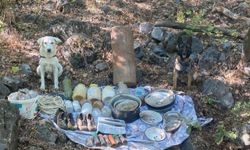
117, 82, 129, 94
102, 86, 115, 105
87, 84, 102, 108
64, 100, 74, 113
72, 83, 87, 105
81, 101, 93, 114
72, 100, 81, 112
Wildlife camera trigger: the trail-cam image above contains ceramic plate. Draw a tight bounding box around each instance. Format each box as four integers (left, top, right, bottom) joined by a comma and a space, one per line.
145, 127, 166, 141
140, 110, 162, 125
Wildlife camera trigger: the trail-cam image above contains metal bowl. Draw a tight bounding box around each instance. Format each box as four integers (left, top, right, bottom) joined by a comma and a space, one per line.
145, 89, 175, 110
163, 111, 182, 132
111, 94, 141, 123
140, 110, 162, 125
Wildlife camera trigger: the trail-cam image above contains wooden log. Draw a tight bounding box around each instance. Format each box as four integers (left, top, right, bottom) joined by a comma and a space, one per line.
111, 26, 136, 87
155, 21, 244, 39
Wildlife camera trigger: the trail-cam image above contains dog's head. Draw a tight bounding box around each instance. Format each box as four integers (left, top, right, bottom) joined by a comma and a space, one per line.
37, 36, 62, 58
177, 34, 192, 60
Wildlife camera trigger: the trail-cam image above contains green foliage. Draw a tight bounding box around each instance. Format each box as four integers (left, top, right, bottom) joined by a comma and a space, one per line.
202, 95, 217, 105
214, 121, 237, 145
11, 66, 20, 74
231, 101, 250, 115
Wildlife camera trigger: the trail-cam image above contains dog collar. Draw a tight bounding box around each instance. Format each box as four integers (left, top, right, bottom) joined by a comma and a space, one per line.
40, 55, 56, 58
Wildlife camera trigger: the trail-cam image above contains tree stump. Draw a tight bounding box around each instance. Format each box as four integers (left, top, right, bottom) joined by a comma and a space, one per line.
243, 29, 250, 62
111, 26, 136, 87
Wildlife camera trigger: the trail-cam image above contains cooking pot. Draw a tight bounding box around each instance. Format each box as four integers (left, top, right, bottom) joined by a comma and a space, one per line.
110, 94, 141, 123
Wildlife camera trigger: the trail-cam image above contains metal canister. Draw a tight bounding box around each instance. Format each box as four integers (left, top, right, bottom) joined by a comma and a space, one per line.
102, 86, 115, 105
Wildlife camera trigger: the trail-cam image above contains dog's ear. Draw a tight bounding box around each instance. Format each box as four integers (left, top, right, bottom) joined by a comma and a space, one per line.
37, 37, 44, 45
53, 37, 62, 44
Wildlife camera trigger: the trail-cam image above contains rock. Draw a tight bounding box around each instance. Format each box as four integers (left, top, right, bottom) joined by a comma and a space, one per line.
20, 64, 32, 76
136, 69, 144, 83
151, 27, 165, 42
65, 34, 86, 47
152, 44, 167, 57
0, 100, 20, 150
238, 123, 250, 146
164, 32, 178, 53
223, 41, 232, 50
35, 124, 58, 144
219, 53, 226, 61
2, 76, 25, 91
202, 78, 234, 108
28, 146, 43, 150
95, 62, 109, 72
101, 5, 111, 14
198, 46, 222, 71
0, 82, 11, 99
139, 22, 153, 34
149, 52, 168, 65
191, 36, 203, 54
135, 47, 144, 60
50, 19, 100, 40
243, 67, 250, 76
134, 41, 144, 59
69, 53, 85, 69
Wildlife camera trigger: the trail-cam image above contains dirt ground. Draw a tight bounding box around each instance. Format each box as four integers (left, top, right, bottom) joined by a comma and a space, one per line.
1, 0, 250, 149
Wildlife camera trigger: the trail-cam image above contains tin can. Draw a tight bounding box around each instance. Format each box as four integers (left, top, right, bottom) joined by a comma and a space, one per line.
102, 86, 115, 105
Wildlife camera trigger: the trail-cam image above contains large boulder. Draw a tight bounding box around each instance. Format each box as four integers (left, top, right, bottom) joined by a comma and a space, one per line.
202, 78, 234, 108
0, 82, 11, 99
0, 100, 20, 150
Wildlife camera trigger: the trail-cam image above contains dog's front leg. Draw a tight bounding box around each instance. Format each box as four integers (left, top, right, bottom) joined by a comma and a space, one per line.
53, 66, 59, 89
40, 65, 46, 90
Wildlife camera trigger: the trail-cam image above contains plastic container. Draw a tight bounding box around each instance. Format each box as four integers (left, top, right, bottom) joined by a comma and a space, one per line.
8, 96, 38, 119
81, 101, 93, 114
102, 86, 115, 105
64, 100, 74, 113
117, 82, 129, 94
8, 89, 38, 119
72, 100, 81, 112
72, 83, 87, 105
87, 84, 101, 101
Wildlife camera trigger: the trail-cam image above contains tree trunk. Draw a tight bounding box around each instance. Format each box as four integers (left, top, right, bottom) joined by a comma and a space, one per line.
243, 29, 250, 62
111, 26, 136, 87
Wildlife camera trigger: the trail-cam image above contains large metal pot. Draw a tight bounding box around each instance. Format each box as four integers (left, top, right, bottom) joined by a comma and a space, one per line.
110, 94, 141, 123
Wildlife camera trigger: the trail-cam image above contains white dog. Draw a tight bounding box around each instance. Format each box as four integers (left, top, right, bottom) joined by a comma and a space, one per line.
36, 36, 63, 90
